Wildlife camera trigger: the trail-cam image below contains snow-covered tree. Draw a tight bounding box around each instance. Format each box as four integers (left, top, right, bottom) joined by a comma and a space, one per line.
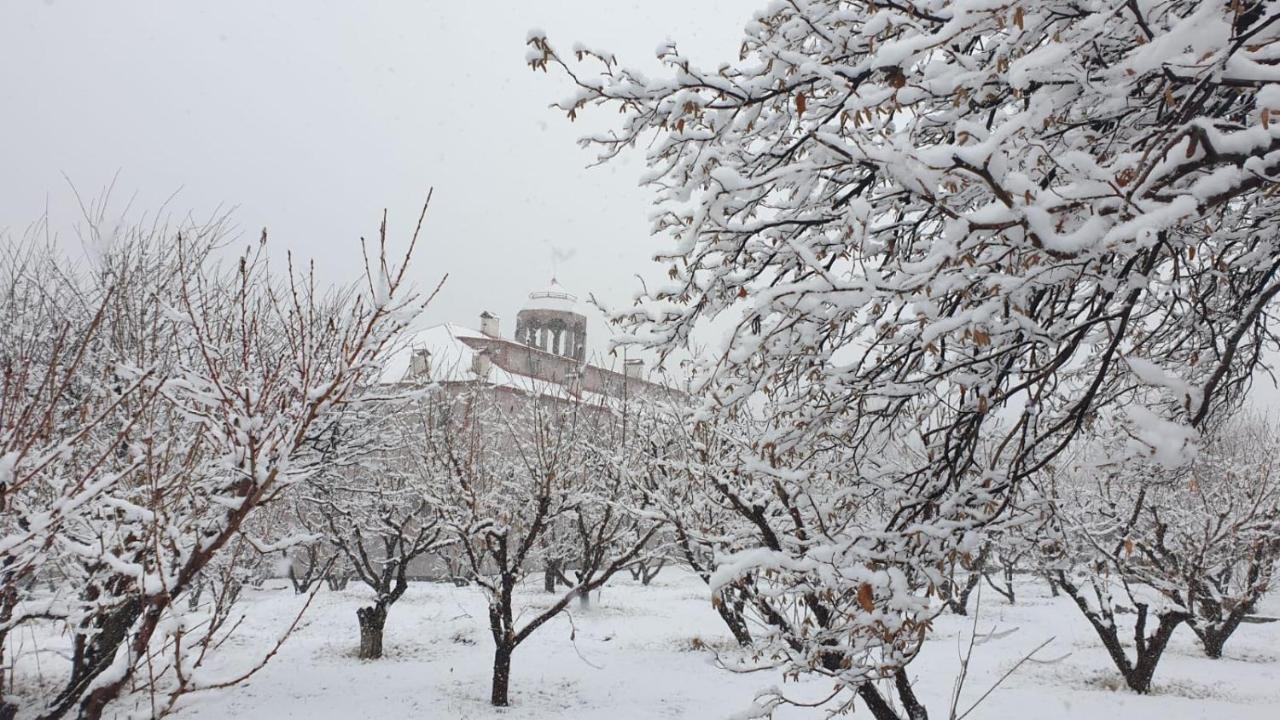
0, 202, 430, 719
1172, 416, 1280, 658
1043, 435, 1194, 693
638, 407, 761, 647
532, 0, 1280, 715
282, 506, 340, 595
0, 237, 156, 720
1045, 412, 1280, 692
307, 410, 448, 659
409, 387, 660, 707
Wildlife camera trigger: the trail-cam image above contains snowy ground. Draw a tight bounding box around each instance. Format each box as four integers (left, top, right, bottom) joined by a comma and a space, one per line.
161, 571, 1280, 719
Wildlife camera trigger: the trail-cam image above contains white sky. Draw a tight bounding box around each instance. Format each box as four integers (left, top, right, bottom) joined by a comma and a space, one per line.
0, 0, 756, 353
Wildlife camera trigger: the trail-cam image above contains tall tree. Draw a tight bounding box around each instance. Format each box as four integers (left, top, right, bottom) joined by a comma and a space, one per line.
532, 1, 1280, 716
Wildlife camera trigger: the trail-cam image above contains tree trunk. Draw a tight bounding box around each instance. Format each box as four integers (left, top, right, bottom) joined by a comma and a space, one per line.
357, 605, 387, 659
0, 623, 13, 720
1000, 566, 1016, 604
0, 627, 14, 720
857, 682, 905, 720
631, 559, 664, 585
47, 596, 143, 720
1042, 572, 1060, 597
1192, 606, 1248, 659
942, 544, 990, 615
1056, 572, 1186, 693
717, 604, 753, 646
491, 643, 513, 707
1124, 606, 1183, 693
894, 668, 929, 720
943, 571, 980, 616
1201, 630, 1227, 659
187, 577, 205, 611
543, 561, 559, 593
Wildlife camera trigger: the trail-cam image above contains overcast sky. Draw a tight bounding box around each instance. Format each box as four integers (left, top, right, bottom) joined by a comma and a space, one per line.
0, 0, 756, 352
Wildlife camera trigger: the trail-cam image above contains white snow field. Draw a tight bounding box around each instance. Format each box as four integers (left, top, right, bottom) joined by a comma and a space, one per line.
172, 571, 1279, 720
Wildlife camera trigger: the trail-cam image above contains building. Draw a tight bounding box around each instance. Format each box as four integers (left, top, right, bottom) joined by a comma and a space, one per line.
383, 280, 670, 405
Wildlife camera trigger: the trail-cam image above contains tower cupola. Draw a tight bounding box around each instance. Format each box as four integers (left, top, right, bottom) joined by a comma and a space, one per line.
515, 279, 586, 361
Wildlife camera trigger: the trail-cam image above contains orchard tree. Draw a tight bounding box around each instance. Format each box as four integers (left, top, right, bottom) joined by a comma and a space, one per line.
286, 535, 339, 595
1173, 415, 1280, 658
532, 0, 1280, 716
0, 236, 157, 720
411, 386, 660, 707
982, 526, 1043, 604
1046, 412, 1280, 690
0, 200, 432, 719
639, 406, 762, 647
937, 542, 992, 616
1043, 430, 1194, 694
307, 412, 448, 660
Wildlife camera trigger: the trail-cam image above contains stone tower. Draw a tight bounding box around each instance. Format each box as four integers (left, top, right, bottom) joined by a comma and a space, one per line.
515, 280, 586, 361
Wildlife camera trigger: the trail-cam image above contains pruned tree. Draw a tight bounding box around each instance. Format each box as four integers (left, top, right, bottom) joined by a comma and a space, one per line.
1047, 412, 1280, 688
287, 538, 337, 595
0, 235, 156, 720
938, 541, 992, 616
540, 533, 574, 594
564, 409, 661, 609
308, 412, 448, 660
983, 522, 1043, 605
531, 0, 1280, 715
626, 553, 668, 586
638, 406, 759, 647
326, 558, 355, 591
1044, 441, 1191, 694
411, 386, 660, 707
0, 198, 432, 719
1173, 417, 1280, 657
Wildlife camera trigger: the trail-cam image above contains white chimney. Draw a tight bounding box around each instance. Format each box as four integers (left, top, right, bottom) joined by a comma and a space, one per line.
480, 311, 500, 338
624, 358, 644, 380
409, 348, 431, 380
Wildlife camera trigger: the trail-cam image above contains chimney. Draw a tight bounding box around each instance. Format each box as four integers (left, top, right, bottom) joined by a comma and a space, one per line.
409, 347, 431, 380
472, 348, 492, 378
480, 311, 500, 338
624, 358, 644, 380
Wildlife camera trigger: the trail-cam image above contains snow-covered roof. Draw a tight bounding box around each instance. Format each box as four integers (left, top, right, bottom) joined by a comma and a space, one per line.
521, 279, 580, 314
379, 322, 609, 404
380, 323, 492, 385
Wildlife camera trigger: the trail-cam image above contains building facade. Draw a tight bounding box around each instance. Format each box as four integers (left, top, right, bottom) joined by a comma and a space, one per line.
388, 280, 664, 404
